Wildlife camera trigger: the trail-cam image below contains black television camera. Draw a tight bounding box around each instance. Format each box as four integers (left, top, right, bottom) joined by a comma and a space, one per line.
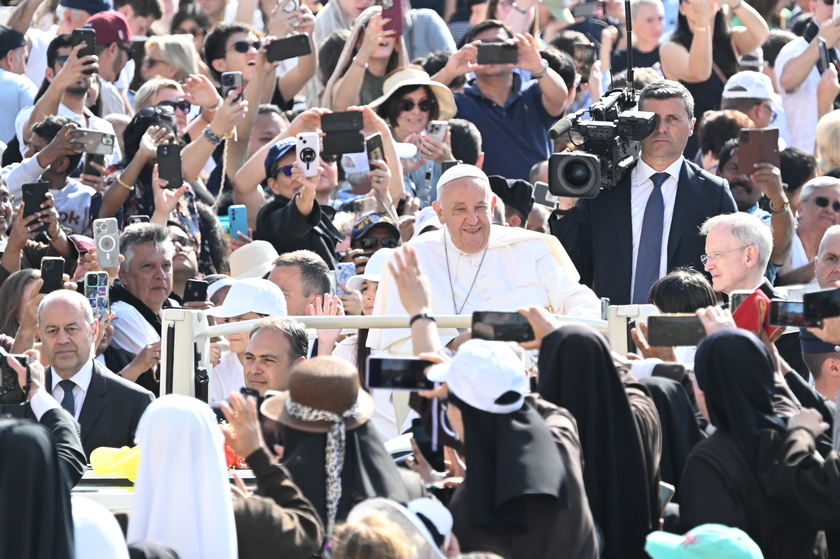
547, 87, 656, 199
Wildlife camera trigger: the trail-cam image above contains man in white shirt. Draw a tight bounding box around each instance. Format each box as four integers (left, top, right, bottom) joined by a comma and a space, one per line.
0, 25, 36, 145
370, 164, 601, 355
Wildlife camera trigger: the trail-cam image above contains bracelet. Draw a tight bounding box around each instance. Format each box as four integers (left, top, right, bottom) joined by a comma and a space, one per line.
44, 227, 60, 242
694, 26, 708, 32
769, 198, 790, 214
203, 126, 224, 145
116, 175, 134, 191
207, 98, 223, 112
531, 59, 549, 80
410, 313, 436, 326
352, 57, 368, 70
511, 1, 529, 13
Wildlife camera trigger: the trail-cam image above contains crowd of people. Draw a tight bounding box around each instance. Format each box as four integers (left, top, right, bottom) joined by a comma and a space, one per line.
3, 0, 840, 555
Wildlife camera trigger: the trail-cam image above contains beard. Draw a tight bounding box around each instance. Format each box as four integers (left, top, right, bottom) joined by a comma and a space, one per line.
66, 76, 93, 97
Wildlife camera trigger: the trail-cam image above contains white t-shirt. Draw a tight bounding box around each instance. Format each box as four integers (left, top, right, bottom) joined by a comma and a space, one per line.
210, 350, 245, 403
775, 37, 825, 153
24, 25, 57, 89
0, 68, 37, 145
787, 232, 819, 284
111, 301, 160, 355
51, 179, 95, 235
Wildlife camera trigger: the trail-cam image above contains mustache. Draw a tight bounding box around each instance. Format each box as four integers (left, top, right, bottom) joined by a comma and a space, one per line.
730, 180, 752, 192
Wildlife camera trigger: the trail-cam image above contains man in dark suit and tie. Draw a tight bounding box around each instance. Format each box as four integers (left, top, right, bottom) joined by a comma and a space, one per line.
1, 290, 154, 459
555, 80, 738, 306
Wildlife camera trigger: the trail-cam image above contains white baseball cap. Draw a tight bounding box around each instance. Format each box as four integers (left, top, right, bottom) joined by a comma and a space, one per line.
412, 207, 443, 239
427, 339, 528, 414
345, 248, 396, 292
206, 278, 287, 318
229, 241, 279, 279
407, 498, 453, 552
722, 71, 775, 102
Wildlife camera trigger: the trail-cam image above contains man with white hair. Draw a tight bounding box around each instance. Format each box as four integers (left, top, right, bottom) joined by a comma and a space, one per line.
369, 164, 601, 354
700, 212, 773, 297
778, 177, 840, 285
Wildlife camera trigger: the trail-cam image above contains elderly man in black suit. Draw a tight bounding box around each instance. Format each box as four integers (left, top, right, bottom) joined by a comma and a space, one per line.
1, 290, 154, 460
554, 80, 738, 306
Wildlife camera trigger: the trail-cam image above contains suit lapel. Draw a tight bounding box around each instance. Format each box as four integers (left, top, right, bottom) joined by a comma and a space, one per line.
605, 174, 634, 281
668, 162, 702, 264
77, 362, 107, 444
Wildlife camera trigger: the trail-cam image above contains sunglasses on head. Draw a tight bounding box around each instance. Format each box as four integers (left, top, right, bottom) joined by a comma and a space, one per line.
399, 98, 435, 112
814, 196, 840, 212
229, 41, 261, 53
358, 236, 400, 250
137, 105, 175, 119
274, 164, 294, 178
158, 99, 192, 113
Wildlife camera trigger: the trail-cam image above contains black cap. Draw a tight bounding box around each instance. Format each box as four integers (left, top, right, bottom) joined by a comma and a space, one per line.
0, 25, 26, 59
488, 175, 535, 220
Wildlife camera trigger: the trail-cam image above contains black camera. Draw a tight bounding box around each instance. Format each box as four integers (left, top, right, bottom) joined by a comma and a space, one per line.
0, 348, 29, 405
548, 88, 656, 198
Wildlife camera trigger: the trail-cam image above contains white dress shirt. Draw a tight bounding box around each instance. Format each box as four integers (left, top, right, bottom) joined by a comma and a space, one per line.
210, 351, 245, 404
630, 157, 683, 299
50, 360, 94, 422
111, 301, 160, 355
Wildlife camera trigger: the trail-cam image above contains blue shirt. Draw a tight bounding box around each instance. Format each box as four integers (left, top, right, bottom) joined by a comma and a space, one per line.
454, 73, 558, 180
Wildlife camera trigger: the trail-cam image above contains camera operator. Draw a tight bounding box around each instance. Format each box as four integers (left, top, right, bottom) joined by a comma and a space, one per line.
557, 80, 737, 306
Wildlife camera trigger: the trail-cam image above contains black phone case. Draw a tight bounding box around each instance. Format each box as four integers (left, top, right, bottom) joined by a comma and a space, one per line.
40, 258, 65, 294
157, 144, 183, 189
323, 131, 365, 155
476, 43, 518, 65
183, 280, 208, 303
321, 111, 364, 132
366, 133, 384, 161
22, 182, 49, 234
83, 153, 106, 177
266, 34, 311, 62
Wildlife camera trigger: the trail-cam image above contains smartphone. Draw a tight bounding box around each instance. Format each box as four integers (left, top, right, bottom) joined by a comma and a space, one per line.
83, 153, 106, 177
471, 311, 536, 343
228, 204, 248, 241
71, 129, 115, 155
0, 347, 28, 405
320, 111, 364, 132
335, 262, 356, 295
729, 289, 753, 314
534, 181, 559, 207
738, 128, 780, 175
126, 215, 149, 226
183, 279, 209, 303
72, 28, 96, 74
282, 0, 299, 12
365, 356, 436, 390
22, 182, 49, 234
380, 0, 404, 38
265, 33, 312, 62
476, 42, 518, 65
818, 38, 830, 74
93, 217, 120, 268
645, 315, 706, 346
410, 418, 445, 471
366, 132, 384, 162
296, 132, 320, 177
659, 482, 676, 518
327, 270, 337, 297
427, 121, 447, 143
804, 288, 840, 326
834, 0, 840, 23
768, 299, 810, 327
221, 71, 243, 103
84, 271, 110, 318
157, 143, 183, 189
441, 159, 461, 172
572, 1, 600, 17
40, 256, 65, 294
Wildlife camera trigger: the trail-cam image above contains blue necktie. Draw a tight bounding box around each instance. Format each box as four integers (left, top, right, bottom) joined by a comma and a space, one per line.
633, 172, 669, 304
58, 380, 76, 417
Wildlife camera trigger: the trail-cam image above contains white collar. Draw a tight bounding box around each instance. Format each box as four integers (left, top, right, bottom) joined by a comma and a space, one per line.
636, 157, 684, 185
51, 359, 94, 393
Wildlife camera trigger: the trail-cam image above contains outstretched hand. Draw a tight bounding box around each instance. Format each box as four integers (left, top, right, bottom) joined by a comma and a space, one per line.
221, 392, 265, 462
388, 247, 433, 317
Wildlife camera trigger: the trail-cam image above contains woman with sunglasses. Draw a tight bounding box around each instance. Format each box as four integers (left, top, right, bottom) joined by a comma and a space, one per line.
370, 66, 457, 207
660, 0, 768, 155
171, 3, 211, 54
323, 6, 408, 111
140, 35, 206, 85
777, 178, 840, 285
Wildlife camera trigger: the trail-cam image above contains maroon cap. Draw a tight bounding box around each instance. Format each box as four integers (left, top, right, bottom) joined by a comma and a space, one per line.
84, 11, 133, 45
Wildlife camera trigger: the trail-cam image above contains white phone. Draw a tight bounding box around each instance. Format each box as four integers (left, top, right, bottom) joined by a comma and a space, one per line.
834, 0, 840, 22
296, 132, 320, 177
427, 121, 448, 142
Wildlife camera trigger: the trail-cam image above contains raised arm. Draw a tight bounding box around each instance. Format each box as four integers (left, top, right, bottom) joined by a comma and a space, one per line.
329, 13, 394, 111
658, 0, 714, 83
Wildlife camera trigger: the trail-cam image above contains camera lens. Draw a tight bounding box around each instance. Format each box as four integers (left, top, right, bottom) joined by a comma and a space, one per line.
87, 275, 97, 286
563, 161, 592, 188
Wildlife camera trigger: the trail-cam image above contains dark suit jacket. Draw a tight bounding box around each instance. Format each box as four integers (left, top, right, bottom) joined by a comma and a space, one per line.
1, 361, 154, 460
555, 159, 737, 305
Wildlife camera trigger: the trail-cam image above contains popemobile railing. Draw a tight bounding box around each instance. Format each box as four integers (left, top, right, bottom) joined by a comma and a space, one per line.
158, 304, 668, 399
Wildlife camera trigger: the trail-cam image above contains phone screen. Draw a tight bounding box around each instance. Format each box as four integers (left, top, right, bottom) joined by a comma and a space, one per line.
769, 300, 809, 327
365, 357, 436, 390
471, 311, 535, 342
804, 288, 840, 324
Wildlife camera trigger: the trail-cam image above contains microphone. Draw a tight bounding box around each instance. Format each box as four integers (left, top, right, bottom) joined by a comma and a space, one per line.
548, 117, 574, 140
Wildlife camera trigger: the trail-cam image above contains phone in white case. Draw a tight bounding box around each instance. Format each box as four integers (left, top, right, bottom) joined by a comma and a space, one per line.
296, 132, 320, 177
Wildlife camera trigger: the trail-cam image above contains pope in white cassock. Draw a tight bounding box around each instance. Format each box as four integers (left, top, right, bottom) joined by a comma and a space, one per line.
368, 164, 602, 355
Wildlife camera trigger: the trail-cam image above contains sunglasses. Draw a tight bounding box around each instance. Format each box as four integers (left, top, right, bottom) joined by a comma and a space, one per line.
274, 164, 294, 178
144, 56, 167, 68
176, 26, 205, 36
137, 105, 176, 119
357, 236, 400, 250
399, 98, 435, 112
117, 43, 134, 58
158, 99, 192, 113
55, 54, 69, 66
813, 196, 840, 212
229, 41, 261, 54
172, 236, 196, 249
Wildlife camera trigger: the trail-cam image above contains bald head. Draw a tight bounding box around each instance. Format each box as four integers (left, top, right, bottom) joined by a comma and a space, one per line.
38, 290, 94, 327
817, 225, 840, 287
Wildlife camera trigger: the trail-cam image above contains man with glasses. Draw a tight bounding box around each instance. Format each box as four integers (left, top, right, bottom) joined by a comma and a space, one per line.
700, 212, 773, 296
778, 177, 840, 284
83, 11, 134, 117
720, 70, 791, 146
715, 138, 795, 284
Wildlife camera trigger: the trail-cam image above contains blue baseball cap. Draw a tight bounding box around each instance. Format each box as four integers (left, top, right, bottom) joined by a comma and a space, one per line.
646, 524, 764, 559
263, 138, 297, 179
800, 328, 840, 354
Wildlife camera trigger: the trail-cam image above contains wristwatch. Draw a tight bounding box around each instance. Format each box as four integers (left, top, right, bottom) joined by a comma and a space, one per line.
769, 198, 790, 214
531, 59, 549, 80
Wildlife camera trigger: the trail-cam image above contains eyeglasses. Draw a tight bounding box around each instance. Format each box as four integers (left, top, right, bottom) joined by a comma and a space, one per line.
137, 105, 176, 119
760, 102, 778, 124
0, 193, 14, 206
813, 196, 840, 212
144, 56, 167, 68
228, 41, 261, 54
176, 26, 205, 37
700, 245, 749, 265
274, 164, 294, 178
172, 236, 196, 250
117, 43, 134, 58
399, 98, 435, 112
357, 236, 400, 250
157, 99, 192, 113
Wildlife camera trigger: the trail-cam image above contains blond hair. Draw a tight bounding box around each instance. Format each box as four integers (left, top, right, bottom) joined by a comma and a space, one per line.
145, 35, 204, 82
817, 110, 840, 172
133, 78, 183, 112
332, 513, 414, 559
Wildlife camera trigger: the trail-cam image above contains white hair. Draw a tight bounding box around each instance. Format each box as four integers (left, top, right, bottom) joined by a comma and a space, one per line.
700, 212, 773, 270
38, 289, 94, 328
799, 177, 840, 205
819, 225, 840, 256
